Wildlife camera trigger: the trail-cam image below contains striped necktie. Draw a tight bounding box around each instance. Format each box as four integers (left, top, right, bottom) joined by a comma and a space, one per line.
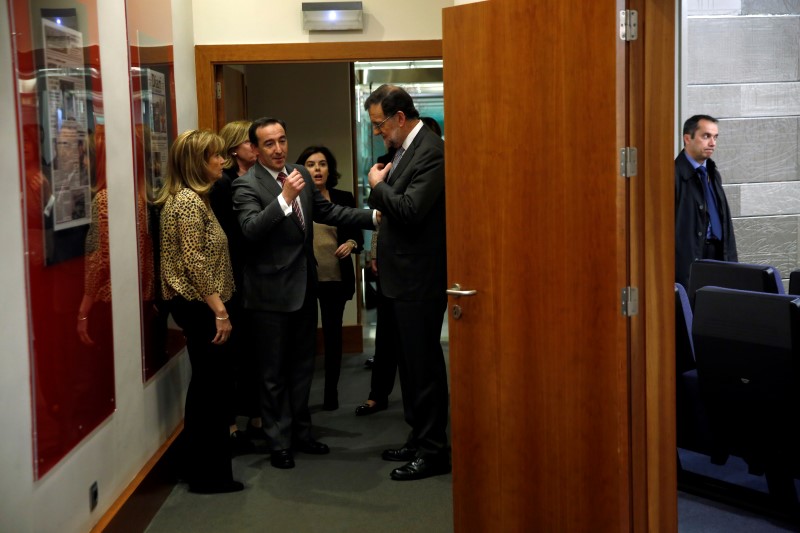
276, 171, 305, 230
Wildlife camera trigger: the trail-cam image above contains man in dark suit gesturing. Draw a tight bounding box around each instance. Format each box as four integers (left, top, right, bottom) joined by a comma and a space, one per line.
233, 117, 377, 469
366, 85, 450, 481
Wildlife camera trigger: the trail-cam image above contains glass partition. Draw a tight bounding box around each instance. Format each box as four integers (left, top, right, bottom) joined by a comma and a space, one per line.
8, 0, 114, 479
125, 1, 183, 380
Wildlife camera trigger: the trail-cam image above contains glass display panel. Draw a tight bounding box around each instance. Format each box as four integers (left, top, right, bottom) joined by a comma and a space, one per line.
8, 0, 114, 479
125, 2, 183, 380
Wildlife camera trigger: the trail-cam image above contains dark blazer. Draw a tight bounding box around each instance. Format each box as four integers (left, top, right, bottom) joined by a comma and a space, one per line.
325, 187, 364, 301
675, 150, 738, 288
209, 167, 246, 289
232, 162, 374, 312
368, 125, 446, 301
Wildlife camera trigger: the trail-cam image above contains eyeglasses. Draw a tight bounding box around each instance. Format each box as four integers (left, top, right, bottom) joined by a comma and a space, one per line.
371, 113, 396, 134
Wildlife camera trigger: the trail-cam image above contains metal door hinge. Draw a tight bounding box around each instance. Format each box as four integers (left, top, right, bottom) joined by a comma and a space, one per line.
620, 147, 637, 178
215, 82, 222, 99
622, 287, 639, 317
620, 10, 638, 41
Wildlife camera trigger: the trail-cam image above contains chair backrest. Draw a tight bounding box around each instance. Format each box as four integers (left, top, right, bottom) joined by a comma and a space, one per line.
692, 287, 800, 470
675, 283, 695, 375
789, 270, 800, 296
687, 259, 783, 307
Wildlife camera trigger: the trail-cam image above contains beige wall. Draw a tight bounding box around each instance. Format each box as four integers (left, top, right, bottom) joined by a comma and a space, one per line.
191, 0, 453, 44
0, 1, 451, 530
0, 1, 194, 532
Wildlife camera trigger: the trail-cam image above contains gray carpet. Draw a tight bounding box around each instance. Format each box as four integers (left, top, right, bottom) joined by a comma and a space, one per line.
144, 336, 797, 532
145, 342, 454, 533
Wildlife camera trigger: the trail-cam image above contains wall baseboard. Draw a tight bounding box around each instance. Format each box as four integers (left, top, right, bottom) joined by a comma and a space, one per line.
92, 423, 183, 533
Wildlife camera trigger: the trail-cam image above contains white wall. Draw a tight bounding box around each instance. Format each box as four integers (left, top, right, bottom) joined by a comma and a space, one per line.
0, 1, 451, 531
192, 0, 453, 44
0, 1, 193, 531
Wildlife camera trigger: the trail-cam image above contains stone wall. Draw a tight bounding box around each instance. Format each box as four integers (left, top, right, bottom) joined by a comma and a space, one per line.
683, 0, 800, 282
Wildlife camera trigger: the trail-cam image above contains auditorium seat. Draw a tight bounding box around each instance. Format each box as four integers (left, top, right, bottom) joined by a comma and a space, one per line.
687, 259, 783, 308
692, 286, 800, 504
675, 283, 712, 456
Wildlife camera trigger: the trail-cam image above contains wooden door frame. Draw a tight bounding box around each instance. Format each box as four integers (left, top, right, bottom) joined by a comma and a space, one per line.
194, 40, 442, 354
195, 41, 442, 131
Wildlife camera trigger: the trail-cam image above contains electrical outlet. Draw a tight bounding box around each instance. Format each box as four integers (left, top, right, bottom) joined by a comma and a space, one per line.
89, 481, 98, 511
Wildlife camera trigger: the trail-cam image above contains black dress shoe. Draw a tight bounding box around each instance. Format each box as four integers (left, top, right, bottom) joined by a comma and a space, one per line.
390, 456, 451, 481
364, 356, 375, 369
295, 439, 330, 455
355, 400, 388, 416
189, 480, 245, 494
270, 449, 295, 469
381, 446, 418, 462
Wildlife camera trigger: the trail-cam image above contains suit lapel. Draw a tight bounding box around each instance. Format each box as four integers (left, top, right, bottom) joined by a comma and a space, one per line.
388, 126, 426, 186
255, 163, 282, 199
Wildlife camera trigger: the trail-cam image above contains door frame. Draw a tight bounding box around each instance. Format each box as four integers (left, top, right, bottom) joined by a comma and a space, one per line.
195, 41, 442, 131
194, 40, 443, 354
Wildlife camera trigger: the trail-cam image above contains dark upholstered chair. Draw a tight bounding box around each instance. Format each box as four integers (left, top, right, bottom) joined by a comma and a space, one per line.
675, 283, 712, 455
692, 286, 800, 502
687, 259, 783, 308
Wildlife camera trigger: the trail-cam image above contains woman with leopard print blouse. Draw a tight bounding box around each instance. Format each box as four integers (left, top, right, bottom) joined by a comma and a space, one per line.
154, 129, 243, 494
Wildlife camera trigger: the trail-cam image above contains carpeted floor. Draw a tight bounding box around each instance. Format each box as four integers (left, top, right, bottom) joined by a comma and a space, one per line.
145, 342, 454, 533
143, 335, 798, 532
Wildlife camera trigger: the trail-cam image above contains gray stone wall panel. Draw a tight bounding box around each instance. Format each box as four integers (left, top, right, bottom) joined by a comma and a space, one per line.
688, 17, 800, 84
739, 181, 800, 215
686, 83, 800, 119
742, 0, 800, 15
732, 215, 799, 277
712, 117, 799, 184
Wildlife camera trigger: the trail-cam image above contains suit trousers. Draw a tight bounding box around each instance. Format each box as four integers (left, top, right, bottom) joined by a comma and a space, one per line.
248, 288, 318, 451
317, 281, 347, 400
382, 294, 449, 457
368, 283, 398, 404
169, 296, 234, 486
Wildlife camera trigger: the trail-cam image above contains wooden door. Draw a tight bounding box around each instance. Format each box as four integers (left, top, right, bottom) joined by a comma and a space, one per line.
443, 0, 675, 530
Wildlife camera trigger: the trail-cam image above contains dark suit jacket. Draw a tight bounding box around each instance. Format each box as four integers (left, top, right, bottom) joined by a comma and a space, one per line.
675, 150, 738, 288
368, 125, 446, 301
324, 188, 364, 301
233, 163, 374, 312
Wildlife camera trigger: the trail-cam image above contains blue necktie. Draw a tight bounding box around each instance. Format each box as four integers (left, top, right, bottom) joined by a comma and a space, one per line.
698, 166, 722, 240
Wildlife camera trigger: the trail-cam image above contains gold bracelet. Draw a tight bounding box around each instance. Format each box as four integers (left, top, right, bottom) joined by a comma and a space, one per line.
216, 315, 229, 321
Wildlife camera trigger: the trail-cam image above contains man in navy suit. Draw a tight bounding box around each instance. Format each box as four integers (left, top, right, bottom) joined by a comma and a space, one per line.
366, 85, 450, 481
232, 117, 377, 469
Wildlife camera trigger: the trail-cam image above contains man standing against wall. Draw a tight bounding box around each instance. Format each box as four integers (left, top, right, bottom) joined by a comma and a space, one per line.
233, 117, 377, 469
675, 114, 738, 288
366, 85, 449, 481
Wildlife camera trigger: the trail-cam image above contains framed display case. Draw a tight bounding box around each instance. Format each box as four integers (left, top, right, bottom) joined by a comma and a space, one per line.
125, 2, 183, 380
8, 1, 114, 478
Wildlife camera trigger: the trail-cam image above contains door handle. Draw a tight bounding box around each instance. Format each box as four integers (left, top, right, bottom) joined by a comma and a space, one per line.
446, 283, 477, 298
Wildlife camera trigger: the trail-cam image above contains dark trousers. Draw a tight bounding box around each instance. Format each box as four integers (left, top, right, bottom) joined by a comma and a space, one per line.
368, 286, 398, 404
317, 281, 347, 401
703, 239, 723, 260
224, 293, 260, 424
248, 289, 318, 451
169, 297, 234, 486
382, 294, 449, 457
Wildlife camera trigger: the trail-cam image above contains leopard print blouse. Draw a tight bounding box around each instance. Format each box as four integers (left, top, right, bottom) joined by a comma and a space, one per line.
159, 187, 233, 302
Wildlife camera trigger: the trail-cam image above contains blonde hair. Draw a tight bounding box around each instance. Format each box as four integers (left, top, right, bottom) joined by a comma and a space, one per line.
219, 120, 252, 169
153, 129, 224, 205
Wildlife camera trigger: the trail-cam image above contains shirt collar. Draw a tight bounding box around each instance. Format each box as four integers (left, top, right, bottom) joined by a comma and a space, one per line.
258, 160, 287, 181
683, 151, 706, 171
400, 120, 425, 151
